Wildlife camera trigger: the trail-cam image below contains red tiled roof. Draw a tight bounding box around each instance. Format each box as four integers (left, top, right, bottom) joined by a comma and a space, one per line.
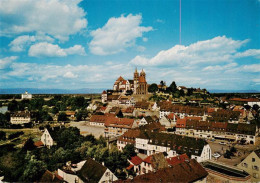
176, 118, 186, 128
34, 140, 44, 147
129, 156, 143, 165
102, 90, 107, 94
116, 76, 125, 81
166, 154, 189, 166
230, 98, 260, 102
126, 164, 134, 170
143, 156, 152, 164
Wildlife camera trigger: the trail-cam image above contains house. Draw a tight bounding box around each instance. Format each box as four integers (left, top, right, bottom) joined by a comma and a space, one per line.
39, 170, 63, 182
118, 159, 208, 183
122, 107, 134, 117
159, 114, 177, 129
237, 149, 260, 182
138, 116, 154, 126
87, 103, 97, 111
177, 86, 188, 94
21, 91, 32, 99
104, 117, 137, 137
135, 131, 211, 162
89, 115, 108, 127
117, 129, 141, 151
10, 111, 31, 125
58, 158, 118, 183
0, 106, 8, 114
126, 155, 143, 175
101, 90, 107, 103
41, 128, 55, 148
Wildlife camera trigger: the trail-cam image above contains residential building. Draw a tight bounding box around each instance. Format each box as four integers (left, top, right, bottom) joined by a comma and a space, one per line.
41, 128, 54, 148
10, 111, 31, 125
135, 131, 211, 162
21, 91, 32, 99
102, 90, 107, 103
237, 149, 260, 182
119, 159, 208, 183
58, 158, 118, 183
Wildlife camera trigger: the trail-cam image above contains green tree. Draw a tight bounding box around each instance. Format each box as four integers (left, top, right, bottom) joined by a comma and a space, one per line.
20, 158, 47, 182
22, 138, 36, 151
58, 112, 67, 122
169, 81, 177, 93
123, 144, 136, 158
51, 107, 59, 114
0, 131, 6, 140
148, 83, 158, 93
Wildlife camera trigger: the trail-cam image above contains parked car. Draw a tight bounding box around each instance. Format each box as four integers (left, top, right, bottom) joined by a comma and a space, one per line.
211, 138, 215, 142
219, 142, 226, 145
212, 152, 221, 158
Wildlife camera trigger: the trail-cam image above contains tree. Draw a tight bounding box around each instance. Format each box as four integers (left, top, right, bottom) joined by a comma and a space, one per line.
123, 144, 136, 158
148, 83, 158, 93
51, 107, 59, 114
0, 131, 6, 140
23, 138, 36, 151
169, 81, 177, 93
58, 112, 67, 122
20, 158, 47, 182
252, 104, 259, 112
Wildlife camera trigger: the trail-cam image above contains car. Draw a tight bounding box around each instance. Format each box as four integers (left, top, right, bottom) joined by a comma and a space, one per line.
219, 142, 226, 145
212, 152, 221, 158
211, 139, 215, 142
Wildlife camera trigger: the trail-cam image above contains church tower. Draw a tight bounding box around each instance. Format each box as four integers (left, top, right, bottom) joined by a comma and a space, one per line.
133, 68, 139, 94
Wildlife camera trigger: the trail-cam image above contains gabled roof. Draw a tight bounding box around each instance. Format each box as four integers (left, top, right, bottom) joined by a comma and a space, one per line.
117, 159, 208, 183
116, 76, 125, 81
40, 170, 63, 182
129, 156, 143, 166
166, 154, 189, 166
77, 158, 107, 182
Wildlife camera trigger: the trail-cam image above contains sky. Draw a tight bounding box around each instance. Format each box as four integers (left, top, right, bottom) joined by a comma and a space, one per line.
0, 0, 260, 91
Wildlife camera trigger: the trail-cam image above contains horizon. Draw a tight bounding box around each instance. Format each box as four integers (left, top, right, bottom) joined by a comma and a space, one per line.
0, 0, 260, 91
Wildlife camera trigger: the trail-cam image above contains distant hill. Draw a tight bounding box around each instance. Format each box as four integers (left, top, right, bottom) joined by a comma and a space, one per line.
0, 88, 106, 94
209, 89, 260, 93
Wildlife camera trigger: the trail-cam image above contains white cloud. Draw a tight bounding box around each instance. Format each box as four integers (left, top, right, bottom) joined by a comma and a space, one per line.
0, 56, 18, 69
63, 71, 78, 78
0, 0, 87, 41
28, 42, 86, 57
89, 14, 153, 55
9, 34, 54, 52
235, 49, 260, 59
241, 64, 260, 72
202, 63, 238, 71
130, 36, 249, 66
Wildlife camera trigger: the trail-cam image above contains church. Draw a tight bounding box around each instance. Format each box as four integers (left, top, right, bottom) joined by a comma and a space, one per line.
113, 68, 148, 95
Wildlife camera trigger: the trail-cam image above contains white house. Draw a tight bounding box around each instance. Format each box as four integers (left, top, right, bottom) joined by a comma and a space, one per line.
21, 91, 32, 99
41, 128, 54, 148
87, 103, 97, 111
10, 111, 31, 125
58, 158, 118, 183
135, 131, 211, 163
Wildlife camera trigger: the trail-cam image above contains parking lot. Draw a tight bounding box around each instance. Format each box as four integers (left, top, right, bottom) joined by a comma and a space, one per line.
207, 139, 256, 166
70, 121, 105, 138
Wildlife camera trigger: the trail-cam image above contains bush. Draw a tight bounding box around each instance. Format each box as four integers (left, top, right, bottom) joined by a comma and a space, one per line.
0, 131, 6, 140
8, 131, 24, 140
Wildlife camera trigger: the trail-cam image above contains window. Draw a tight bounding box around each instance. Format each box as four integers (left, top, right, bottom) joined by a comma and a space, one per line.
243, 163, 248, 168
253, 166, 259, 171
252, 158, 255, 162
253, 173, 259, 178
106, 172, 110, 177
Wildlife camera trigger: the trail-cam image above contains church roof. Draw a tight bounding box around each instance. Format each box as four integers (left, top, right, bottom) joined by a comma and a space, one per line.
116, 76, 125, 81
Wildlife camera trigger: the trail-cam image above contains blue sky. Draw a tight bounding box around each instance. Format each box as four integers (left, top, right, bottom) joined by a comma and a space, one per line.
0, 0, 259, 91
